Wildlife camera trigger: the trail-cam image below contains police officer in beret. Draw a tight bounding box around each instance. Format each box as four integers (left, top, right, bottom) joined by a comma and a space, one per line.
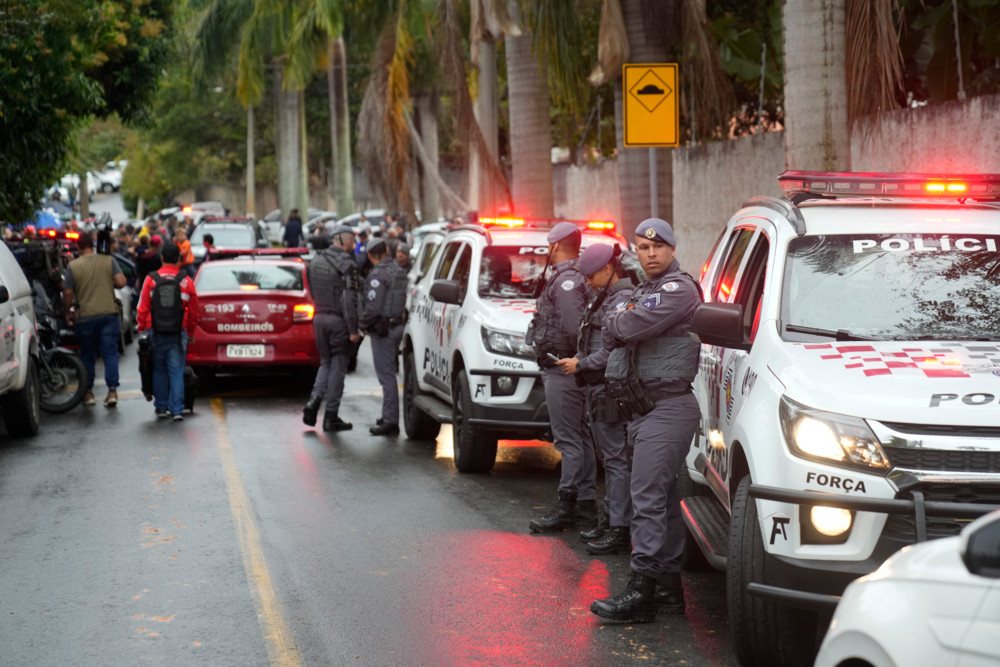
359, 239, 408, 436
590, 217, 701, 623
303, 224, 362, 431
556, 242, 636, 554
526, 221, 598, 532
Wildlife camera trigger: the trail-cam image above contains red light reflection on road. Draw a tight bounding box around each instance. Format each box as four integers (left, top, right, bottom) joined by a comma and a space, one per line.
408, 531, 609, 665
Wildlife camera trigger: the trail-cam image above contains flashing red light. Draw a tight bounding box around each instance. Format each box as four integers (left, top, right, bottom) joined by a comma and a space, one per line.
293, 303, 315, 322
778, 171, 995, 198
239, 284, 259, 291
586, 221, 615, 231
40, 229, 57, 237
65, 231, 80, 240
480, 217, 525, 227
182, 206, 193, 214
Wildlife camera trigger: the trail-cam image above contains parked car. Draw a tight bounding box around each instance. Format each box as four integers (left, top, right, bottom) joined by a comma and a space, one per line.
815, 510, 1000, 667
0, 241, 41, 436
190, 218, 269, 265
257, 208, 324, 244
59, 172, 101, 200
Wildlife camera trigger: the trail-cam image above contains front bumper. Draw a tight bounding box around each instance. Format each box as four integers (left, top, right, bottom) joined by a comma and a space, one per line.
467, 367, 550, 438
748, 483, 1000, 610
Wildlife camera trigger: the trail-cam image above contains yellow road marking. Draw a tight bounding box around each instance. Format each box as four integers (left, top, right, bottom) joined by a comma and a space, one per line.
211, 398, 303, 666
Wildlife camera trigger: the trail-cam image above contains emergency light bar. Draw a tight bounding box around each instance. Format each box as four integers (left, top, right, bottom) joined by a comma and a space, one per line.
38, 229, 80, 240
476, 217, 617, 233
208, 248, 308, 259
778, 171, 1000, 199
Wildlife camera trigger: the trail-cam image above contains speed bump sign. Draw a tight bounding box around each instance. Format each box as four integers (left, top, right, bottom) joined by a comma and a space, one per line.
623, 63, 679, 147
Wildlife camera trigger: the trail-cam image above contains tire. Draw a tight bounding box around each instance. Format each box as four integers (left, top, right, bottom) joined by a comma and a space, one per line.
451, 372, 498, 473
402, 350, 440, 440
101, 182, 113, 193
728, 476, 818, 667
39, 351, 88, 414
677, 467, 713, 571
3, 357, 41, 436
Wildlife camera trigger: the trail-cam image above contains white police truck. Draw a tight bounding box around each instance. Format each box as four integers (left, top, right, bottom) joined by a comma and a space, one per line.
682, 171, 1000, 666
402, 217, 626, 472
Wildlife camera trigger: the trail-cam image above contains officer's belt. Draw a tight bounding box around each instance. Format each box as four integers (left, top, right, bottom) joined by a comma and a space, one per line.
647, 385, 692, 402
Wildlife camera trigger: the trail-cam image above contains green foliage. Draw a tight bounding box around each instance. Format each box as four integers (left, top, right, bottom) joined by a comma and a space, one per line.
0, 0, 172, 224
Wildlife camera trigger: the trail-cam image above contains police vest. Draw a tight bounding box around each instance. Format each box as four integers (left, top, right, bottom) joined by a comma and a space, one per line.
378, 261, 408, 319
579, 279, 633, 356
529, 261, 584, 357
604, 270, 701, 383
308, 248, 355, 315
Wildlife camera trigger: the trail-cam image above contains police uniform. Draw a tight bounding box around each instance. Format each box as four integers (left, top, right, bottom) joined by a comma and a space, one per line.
575, 243, 635, 554
526, 222, 597, 532
303, 225, 360, 431
359, 240, 408, 435
591, 218, 701, 623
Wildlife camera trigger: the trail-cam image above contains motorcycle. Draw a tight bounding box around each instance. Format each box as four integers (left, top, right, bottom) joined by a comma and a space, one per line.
32, 284, 88, 413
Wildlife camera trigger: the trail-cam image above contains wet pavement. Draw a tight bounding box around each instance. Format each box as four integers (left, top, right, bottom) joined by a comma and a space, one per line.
0, 344, 736, 666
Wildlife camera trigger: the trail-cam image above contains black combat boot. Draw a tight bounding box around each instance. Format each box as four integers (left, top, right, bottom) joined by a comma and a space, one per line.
653, 572, 685, 614
579, 507, 609, 543
585, 525, 631, 555
302, 395, 323, 427
369, 422, 400, 436
575, 499, 598, 529
529, 491, 577, 533
322, 413, 353, 431
590, 570, 657, 623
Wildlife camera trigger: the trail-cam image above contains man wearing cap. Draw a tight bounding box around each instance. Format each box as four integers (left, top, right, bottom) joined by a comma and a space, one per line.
556, 242, 636, 554
525, 221, 598, 533
395, 243, 412, 273
302, 224, 361, 431
589, 217, 702, 623
358, 239, 408, 436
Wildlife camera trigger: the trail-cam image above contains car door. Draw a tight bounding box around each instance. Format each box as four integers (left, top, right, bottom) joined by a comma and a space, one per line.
421, 239, 466, 396
695, 222, 770, 499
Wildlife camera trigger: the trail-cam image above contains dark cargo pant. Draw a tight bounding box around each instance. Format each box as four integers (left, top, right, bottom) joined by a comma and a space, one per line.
311, 313, 350, 415
628, 392, 700, 578
542, 367, 597, 500
371, 324, 404, 425
587, 384, 632, 526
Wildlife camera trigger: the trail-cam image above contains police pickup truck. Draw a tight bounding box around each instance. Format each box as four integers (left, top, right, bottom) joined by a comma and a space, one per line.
402, 217, 626, 472
682, 171, 1000, 667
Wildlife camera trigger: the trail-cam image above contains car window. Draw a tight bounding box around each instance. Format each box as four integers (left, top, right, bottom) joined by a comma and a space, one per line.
712, 226, 756, 303
196, 263, 304, 292
782, 233, 1000, 341
190, 225, 254, 248
734, 236, 769, 342
434, 241, 463, 280
416, 238, 441, 281
452, 245, 472, 290
478, 246, 546, 298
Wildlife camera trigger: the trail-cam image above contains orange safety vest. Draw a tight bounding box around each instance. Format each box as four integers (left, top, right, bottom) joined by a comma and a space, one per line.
178, 239, 194, 266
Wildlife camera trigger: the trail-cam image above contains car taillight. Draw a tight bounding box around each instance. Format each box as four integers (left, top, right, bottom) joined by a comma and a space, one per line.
293, 304, 315, 322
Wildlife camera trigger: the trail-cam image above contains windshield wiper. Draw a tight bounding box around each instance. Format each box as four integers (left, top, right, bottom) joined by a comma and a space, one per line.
784, 324, 877, 341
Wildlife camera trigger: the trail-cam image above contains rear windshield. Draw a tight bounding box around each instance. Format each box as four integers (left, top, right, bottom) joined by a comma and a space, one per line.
196, 263, 304, 292
191, 225, 254, 248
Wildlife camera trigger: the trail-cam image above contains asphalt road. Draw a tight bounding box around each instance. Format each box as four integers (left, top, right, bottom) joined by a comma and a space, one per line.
0, 342, 736, 666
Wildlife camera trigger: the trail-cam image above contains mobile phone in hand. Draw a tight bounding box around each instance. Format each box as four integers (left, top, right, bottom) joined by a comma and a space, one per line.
546, 353, 560, 362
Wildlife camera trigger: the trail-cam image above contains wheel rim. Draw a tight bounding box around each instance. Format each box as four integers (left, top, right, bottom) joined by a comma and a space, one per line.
452, 383, 465, 457
40, 357, 83, 409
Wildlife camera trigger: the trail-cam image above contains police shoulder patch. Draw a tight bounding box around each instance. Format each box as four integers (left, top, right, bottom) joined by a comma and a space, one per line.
367, 289, 377, 300
640, 293, 662, 309
662, 281, 679, 292
370, 278, 380, 288
560, 280, 575, 291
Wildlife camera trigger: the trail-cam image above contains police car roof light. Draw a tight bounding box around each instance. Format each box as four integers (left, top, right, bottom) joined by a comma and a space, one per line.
778, 170, 1000, 199
208, 248, 308, 260
586, 221, 615, 231
479, 217, 526, 227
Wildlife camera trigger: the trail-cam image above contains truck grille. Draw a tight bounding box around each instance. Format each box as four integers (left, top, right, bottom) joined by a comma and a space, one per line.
884, 484, 1000, 539
884, 446, 1000, 473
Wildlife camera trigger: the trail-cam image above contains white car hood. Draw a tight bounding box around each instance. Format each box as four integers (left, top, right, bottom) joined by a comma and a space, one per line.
479, 297, 537, 331
770, 340, 1000, 426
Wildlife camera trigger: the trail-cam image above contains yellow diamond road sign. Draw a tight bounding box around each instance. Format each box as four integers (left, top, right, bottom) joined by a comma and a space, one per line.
623, 63, 679, 147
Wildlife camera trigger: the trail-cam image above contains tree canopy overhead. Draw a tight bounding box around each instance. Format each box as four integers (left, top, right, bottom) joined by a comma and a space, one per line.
0, 0, 172, 224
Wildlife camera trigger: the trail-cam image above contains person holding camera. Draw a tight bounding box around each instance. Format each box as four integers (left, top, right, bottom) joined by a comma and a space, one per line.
555, 243, 636, 555
358, 239, 407, 436
588, 218, 702, 624
62, 232, 127, 407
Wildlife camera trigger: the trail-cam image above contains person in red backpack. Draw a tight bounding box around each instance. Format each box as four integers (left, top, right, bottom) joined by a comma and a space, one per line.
136, 243, 199, 421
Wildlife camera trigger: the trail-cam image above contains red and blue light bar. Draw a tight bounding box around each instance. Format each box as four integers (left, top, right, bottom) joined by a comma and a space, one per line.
778, 171, 1000, 198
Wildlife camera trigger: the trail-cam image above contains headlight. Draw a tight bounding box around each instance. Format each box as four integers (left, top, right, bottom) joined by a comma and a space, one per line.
779, 396, 890, 471
481, 326, 534, 359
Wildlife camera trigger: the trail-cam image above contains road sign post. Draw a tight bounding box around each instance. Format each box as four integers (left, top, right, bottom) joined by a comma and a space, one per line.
623, 63, 679, 219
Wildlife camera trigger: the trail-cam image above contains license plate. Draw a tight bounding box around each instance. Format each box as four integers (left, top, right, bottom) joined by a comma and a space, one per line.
226, 344, 265, 359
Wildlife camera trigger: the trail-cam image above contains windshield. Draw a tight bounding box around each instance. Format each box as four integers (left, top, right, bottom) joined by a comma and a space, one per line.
478, 245, 549, 298
191, 225, 255, 248
783, 233, 1000, 341
196, 263, 304, 292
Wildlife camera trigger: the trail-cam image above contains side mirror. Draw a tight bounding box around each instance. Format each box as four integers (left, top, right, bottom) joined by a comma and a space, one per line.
430, 279, 462, 305
0, 286, 8, 304
690, 302, 748, 350
961, 510, 1000, 579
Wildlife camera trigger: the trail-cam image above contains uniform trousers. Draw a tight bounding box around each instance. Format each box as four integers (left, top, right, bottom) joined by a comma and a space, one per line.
628, 392, 700, 577
311, 313, 350, 414
587, 384, 632, 526
541, 367, 596, 500
371, 324, 404, 424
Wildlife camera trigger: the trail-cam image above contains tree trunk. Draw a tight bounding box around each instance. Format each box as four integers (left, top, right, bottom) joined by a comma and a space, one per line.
783, 0, 849, 170
472, 40, 500, 216
274, 66, 301, 219
615, 0, 672, 239
78, 172, 90, 219
332, 36, 354, 216
298, 90, 309, 218
326, 39, 338, 213
414, 92, 442, 222
505, 1, 554, 219
246, 105, 255, 218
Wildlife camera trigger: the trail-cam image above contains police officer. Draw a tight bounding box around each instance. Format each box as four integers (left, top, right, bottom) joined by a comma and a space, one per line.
526, 221, 598, 532
303, 224, 361, 431
590, 218, 701, 623
359, 239, 408, 436
555, 243, 635, 554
